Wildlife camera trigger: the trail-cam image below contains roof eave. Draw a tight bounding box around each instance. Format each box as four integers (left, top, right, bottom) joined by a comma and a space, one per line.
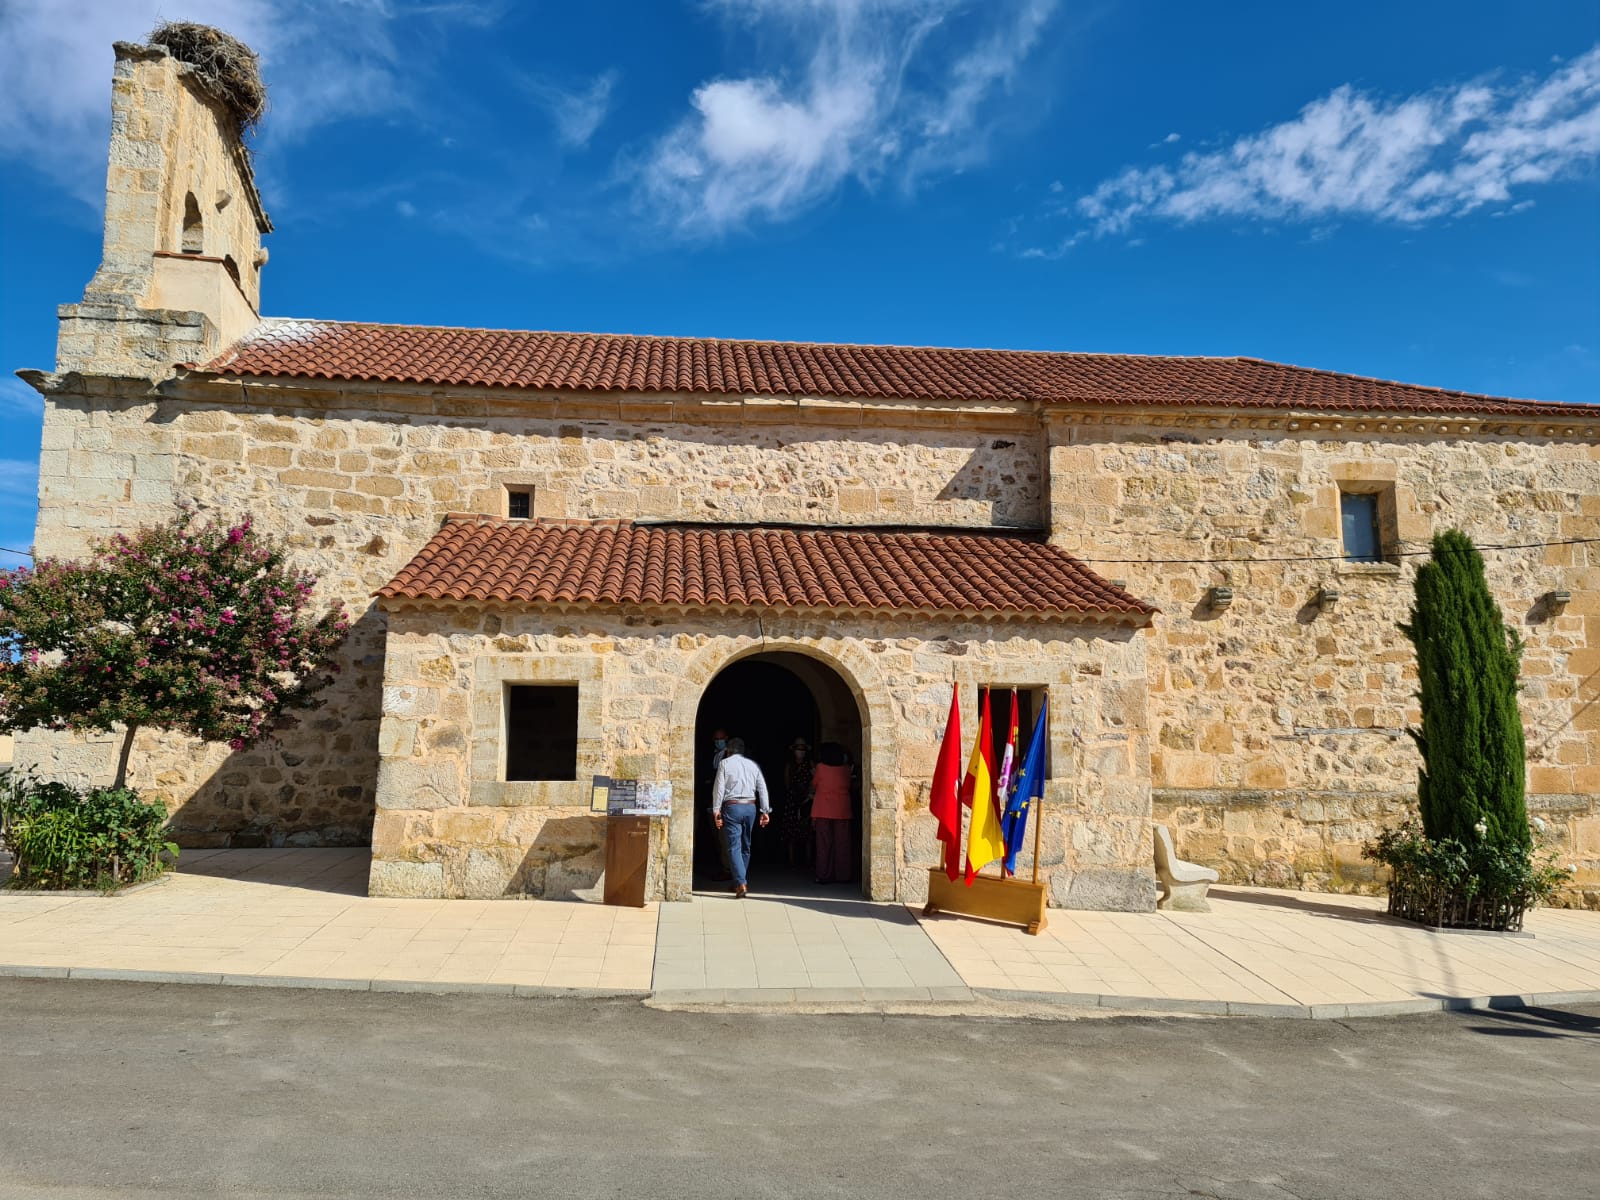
372, 593, 1155, 628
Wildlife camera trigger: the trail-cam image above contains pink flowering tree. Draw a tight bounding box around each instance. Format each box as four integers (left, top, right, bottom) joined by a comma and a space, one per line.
0, 511, 350, 789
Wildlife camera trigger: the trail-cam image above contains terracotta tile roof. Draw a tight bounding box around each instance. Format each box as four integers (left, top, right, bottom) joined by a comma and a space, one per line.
200, 319, 1591, 419
376, 517, 1156, 623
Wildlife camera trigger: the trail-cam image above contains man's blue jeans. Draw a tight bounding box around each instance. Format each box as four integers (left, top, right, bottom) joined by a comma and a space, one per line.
720, 805, 758, 888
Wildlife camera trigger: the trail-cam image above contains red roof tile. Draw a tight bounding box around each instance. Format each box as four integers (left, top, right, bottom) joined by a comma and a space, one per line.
199, 319, 1591, 419
376, 517, 1156, 623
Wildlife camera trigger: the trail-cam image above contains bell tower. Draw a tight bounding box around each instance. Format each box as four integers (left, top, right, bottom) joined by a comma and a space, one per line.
56, 29, 272, 380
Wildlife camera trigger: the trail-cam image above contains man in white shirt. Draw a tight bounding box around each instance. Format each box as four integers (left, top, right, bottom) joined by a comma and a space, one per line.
707, 728, 733, 881
711, 737, 771, 898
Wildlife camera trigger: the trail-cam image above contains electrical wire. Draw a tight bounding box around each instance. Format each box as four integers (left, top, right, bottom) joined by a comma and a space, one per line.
1071, 536, 1599, 567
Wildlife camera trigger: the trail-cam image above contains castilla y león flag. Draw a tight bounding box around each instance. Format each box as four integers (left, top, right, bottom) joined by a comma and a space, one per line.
928, 687, 964, 882
961, 688, 1006, 884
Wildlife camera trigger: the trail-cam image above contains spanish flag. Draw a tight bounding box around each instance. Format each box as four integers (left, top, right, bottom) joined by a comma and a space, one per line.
961, 688, 1006, 883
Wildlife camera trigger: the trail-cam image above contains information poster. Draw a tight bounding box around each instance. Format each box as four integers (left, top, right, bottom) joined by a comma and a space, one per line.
633, 781, 672, 816
605, 780, 638, 816
603, 779, 671, 817
590, 775, 610, 814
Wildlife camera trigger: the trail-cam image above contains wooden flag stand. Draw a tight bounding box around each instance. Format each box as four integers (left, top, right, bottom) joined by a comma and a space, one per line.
921, 800, 1048, 936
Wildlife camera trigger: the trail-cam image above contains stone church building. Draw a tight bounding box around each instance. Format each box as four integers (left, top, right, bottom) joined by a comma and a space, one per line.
16, 39, 1600, 908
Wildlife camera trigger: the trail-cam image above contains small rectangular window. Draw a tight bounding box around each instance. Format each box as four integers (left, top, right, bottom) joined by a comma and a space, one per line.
1340, 491, 1383, 563
505, 685, 578, 781
507, 489, 532, 520
986, 687, 1049, 784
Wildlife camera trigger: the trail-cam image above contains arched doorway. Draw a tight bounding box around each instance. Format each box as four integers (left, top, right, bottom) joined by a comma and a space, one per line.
692, 651, 865, 895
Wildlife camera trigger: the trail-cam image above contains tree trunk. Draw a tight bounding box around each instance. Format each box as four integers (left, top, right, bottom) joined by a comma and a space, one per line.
113, 722, 139, 791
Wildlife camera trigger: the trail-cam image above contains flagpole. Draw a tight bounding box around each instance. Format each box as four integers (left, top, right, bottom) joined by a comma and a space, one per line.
1030, 793, 1042, 885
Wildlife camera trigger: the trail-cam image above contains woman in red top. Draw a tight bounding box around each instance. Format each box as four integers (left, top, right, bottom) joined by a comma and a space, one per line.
808, 743, 854, 884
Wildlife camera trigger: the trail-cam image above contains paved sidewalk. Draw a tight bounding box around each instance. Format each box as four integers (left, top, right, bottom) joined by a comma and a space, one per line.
0, 849, 657, 993
652, 879, 966, 1000
922, 885, 1600, 1015
1, 850, 1597, 1017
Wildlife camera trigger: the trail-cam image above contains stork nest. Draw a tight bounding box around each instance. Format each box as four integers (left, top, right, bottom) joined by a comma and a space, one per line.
146, 21, 267, 133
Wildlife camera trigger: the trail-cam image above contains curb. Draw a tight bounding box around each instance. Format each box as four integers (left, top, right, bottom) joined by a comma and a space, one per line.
0, 964, 646, 1001
0, 874, 174, 899
1, 964, 1595, 1019
647, 985, 977, 1007
969, 986, 1600, 1020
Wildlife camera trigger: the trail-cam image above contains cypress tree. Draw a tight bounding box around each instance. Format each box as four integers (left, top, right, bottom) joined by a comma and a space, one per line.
1399, 529, 1528, 847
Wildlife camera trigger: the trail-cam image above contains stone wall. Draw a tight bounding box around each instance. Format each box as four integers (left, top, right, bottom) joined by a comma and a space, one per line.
1046, 411, 1600, 902
1151, 789, 1600, 910
18, 369, 1596, 902
20, 382, 1046, 850
371, 606, 1153, 907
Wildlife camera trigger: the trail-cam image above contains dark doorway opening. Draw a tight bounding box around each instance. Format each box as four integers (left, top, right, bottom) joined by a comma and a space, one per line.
693, 652, 864, 895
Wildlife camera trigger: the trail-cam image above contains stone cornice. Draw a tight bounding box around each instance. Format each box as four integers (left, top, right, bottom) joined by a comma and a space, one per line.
17, 368, 162, 403
88, 368, 1600, 444
1039, 402, 1600, 443
165, 371, 1041, 431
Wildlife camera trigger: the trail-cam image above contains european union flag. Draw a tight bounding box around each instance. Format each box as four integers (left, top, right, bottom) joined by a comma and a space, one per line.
1002, 696, 1047, 876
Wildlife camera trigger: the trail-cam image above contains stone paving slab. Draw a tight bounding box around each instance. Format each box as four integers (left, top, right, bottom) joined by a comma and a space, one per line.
916, 884, 1600, 1013
2, 852, 1597, 1019
652, 880, 965, 993
0, 849, 658, 993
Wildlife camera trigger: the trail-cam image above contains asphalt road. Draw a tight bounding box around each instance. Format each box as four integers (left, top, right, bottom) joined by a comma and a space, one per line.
1, 980, 1595, 1200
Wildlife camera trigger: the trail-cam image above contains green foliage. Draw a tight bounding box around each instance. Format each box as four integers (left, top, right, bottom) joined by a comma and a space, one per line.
1364, 819, 1566, 903
1, 772, 177, 891
1398, 529, 1528, 848
1363, 817, 1569, 930
0, 510, 350, 787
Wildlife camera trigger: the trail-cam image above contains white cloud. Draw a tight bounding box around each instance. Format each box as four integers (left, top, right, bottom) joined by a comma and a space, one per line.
1068, 45, 1600, 241
900, 0, 1054, 181
0, 459, 40, 500
524, 70, 619, 149
0, 376, 45, 414
640, 0, 1058, 233
0, 0, 485, 206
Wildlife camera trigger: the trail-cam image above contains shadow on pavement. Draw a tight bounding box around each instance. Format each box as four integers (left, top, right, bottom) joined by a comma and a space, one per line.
1459, 1004, 1600, 1041
175, 848, 371, 897
691, 869, 915, 924
1209, 885, 1398, 926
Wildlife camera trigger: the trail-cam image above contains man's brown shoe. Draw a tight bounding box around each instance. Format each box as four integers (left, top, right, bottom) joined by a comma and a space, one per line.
735, 885, 747, 898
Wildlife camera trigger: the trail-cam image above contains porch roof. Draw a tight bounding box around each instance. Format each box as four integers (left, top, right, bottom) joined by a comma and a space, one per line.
376, 516, 1156, 624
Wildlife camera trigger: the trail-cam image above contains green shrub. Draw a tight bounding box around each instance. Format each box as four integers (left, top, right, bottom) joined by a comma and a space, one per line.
1363, 818, 1569, 931
0, 773, 177, 891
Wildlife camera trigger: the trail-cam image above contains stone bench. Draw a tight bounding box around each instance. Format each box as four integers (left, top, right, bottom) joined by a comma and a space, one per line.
1153, 823, 1219, 912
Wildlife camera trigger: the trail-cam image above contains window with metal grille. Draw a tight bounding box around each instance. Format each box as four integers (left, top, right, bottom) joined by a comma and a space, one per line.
507, 489, 532, 520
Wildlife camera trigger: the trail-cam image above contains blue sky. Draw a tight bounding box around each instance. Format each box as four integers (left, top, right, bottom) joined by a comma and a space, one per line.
2, 1, 1597, 568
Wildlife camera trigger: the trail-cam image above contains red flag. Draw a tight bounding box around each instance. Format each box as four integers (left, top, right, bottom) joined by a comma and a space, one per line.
928, 687, 964, 882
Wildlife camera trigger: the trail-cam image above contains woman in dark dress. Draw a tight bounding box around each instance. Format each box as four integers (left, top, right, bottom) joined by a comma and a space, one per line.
782, 738, 814, 869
